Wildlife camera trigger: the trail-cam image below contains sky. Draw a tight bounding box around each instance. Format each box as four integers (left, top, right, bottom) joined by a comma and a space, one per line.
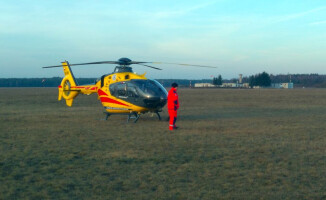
0, 0, 325, 79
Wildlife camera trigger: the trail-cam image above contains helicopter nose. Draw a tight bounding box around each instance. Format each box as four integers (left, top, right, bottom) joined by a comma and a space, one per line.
143, 98, 159, 107
143, 96, 167, 108
160, 97, 167, 105
161, 95, 167, 100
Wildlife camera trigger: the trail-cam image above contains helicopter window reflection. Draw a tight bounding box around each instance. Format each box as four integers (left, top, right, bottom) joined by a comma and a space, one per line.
117, 83, 127, 97
109, 79, 166, 100
109, 82, 139, 98
127, 86, 138, 98
131, 79, 165, 97
109, 82, 127, 97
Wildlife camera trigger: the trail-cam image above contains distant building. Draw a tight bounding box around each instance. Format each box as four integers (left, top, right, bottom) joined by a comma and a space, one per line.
194, 82, 251, 88
271, 83, 294, 89
222, 83, 237, 87
194, 83, 216, 88
242, 83, 250, 88
282, 82, 294, 89
222, 83, 250, 88
271, 83, 282, 89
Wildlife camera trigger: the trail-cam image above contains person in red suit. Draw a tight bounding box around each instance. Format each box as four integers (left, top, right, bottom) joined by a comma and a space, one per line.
167, 83, 179, 130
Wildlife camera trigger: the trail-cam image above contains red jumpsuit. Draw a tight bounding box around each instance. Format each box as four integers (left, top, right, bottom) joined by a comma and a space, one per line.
167, 87, 179, 130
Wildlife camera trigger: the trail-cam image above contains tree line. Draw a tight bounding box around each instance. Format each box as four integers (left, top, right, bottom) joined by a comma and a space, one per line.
245, 73, 326, 88
0, 78, 211, 88
0, 78, 97, 87
248, 72, 271, 88
212, 73, 326, 88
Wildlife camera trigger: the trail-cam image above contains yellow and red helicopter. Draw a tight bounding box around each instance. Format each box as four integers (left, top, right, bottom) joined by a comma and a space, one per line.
43, 58, 215, 122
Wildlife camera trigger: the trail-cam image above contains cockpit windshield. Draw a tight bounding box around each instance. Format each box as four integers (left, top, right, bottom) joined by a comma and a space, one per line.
130, 79, 167, 97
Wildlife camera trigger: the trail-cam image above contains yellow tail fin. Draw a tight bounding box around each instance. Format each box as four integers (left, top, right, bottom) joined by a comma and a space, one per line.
58, 61, 79, 106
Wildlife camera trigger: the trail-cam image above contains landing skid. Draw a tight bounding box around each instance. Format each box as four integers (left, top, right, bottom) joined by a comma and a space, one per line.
103, 112, 140, 123
103, 111, 162, 123
105, 112, 110, 120
127, 113, 140, 123
155, 111, 161, 120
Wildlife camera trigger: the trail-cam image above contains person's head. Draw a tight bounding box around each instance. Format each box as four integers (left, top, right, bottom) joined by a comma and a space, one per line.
171, 83, 178, 88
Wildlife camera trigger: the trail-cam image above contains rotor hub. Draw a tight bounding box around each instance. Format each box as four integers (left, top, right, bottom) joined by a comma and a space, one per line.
118, 57, 132, 66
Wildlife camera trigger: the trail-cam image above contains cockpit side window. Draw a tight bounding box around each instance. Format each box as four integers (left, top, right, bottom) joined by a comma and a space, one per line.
109, 84, 116, 96
117, 83, 127, 96
109, 82, 127, 97
126, 83, 139, 98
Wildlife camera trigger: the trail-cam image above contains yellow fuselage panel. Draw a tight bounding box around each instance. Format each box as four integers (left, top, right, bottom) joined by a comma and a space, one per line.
98, 72, 149, 113
103, 102, 148, 114
103, 72, 147, 87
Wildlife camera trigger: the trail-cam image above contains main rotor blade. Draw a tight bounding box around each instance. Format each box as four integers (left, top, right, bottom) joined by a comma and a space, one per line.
69, 61, 118, 66
43, 64, 63, 68
148, 62, 217, 68
137, 63, 162, 70
43, 59, 217, 69
43, 61, 119, 68
129, 61, 148, 65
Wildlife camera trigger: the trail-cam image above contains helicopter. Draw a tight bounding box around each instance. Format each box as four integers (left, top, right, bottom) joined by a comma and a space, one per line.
43, 58, 216, 122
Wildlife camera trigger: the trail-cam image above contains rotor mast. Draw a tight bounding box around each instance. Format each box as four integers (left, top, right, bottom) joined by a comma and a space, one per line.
113, 57, 134, 73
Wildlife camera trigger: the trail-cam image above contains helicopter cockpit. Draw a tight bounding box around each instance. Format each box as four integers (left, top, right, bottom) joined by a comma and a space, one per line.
109, 79, 167, 109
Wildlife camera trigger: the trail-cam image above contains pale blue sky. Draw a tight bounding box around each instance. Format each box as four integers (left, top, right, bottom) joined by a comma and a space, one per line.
0, 0, 325, 79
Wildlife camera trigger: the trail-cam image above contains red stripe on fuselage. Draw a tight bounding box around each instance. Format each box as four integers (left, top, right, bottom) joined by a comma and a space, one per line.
100, 97, 129, 106
98, 89, 128, 106
97, 89, 107, 96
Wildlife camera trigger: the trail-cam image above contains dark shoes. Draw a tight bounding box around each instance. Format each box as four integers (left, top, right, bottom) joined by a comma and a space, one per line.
169, 126, 179, 131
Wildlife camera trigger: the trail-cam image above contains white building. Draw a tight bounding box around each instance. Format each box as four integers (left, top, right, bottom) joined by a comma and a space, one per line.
271, 83, 294, 89
194, 83, 216, 88
282, 83, 294, 89
221, 83, 250, 88
222, 83, 237, 87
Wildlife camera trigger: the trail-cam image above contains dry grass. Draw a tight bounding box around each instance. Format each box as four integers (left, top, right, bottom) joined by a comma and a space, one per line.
1, 88, 326, 199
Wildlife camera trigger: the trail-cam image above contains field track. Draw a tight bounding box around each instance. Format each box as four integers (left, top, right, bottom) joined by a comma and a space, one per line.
1, 88, 326, 199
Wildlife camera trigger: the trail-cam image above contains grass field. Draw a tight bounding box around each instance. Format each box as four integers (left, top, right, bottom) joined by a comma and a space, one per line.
1, 87, 326, 199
